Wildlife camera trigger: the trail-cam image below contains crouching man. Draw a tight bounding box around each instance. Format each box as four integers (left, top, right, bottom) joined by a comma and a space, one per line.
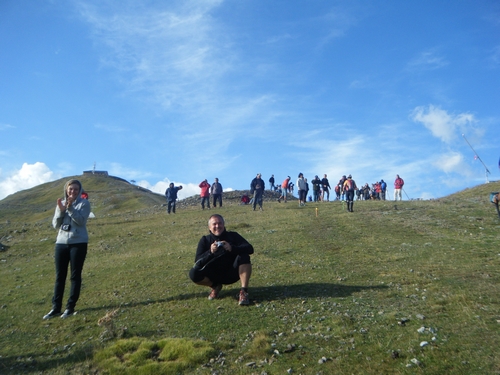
189, 214, 253, 305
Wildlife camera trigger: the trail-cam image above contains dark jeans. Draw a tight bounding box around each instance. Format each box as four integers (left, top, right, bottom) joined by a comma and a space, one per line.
52, 243, 87, 311
201, 196, 210, 209
252, 191, 263, 209
167, 200, 176, 213
212, 194, 222, 207
346, 190, 354, 203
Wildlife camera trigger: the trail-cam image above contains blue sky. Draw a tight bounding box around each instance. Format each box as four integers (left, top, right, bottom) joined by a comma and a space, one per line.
1, 0, 499, 201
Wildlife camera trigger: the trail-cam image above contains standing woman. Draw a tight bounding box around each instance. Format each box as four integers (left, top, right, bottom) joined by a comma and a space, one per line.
43, 179, 90, 319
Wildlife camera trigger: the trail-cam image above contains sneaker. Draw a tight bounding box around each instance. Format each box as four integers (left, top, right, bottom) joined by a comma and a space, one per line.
238, 290, 249, 306
208, 284, 222, 300
60, 309, 76, 319
43, 309, 61, 320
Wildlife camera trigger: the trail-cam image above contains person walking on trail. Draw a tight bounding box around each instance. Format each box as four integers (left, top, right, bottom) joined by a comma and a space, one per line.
211, 178, 223, 207
343, 174, 358, 212
199, 179, 211, 210
394, 175, 404, 201
250, 173, 265, 211
278, 176, 291, 203
189, 214, 254, 306
165, 183, 183, 214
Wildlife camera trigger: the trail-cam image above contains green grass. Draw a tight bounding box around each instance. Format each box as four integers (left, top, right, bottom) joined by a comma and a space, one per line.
0, 175, 499, 374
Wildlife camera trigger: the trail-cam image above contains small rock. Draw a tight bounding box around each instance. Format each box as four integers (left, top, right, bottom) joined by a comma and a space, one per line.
416, 314, 425, 320
245, 362, 256, 367
411, 358, 422, 366
318, 356, 327, 364
417, 327, 426, 334
420, 341, 429, 347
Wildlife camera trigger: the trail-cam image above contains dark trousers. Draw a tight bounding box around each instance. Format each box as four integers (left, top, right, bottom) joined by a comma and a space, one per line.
252, 191, 263, 209
189, 254, 250, 285
167, 200, 176, 213
201, 196, 210, 209
212, 194, 222, 207
52, 243, 87, 311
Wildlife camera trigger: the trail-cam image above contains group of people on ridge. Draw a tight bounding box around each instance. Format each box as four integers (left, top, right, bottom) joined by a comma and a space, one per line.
182, 173, 406, 213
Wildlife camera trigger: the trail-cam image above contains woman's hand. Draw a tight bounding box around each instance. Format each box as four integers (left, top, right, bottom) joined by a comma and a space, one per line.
57, 198, 66, 211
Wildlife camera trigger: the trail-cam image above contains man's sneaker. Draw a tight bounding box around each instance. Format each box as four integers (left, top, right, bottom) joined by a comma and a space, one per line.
43, 309, 61, 320
60, 309, 76, 319
208, 284, 222, 300
238, 290, 249, 306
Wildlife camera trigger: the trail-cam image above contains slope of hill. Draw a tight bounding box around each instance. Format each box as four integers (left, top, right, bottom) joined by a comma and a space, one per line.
0, 176, 499, 374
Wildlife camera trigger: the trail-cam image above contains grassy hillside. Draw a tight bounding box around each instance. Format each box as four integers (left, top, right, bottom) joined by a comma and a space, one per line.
0, 175, 499, 374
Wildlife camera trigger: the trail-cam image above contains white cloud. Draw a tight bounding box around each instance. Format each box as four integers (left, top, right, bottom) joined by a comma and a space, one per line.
94, 123, 127, 132
0, 162, 57, 200
411, 105, 476, 144
77, 0, 228, 111
432, 151, 470, 175
407, 50, 449, 71
0, 123, 15, 131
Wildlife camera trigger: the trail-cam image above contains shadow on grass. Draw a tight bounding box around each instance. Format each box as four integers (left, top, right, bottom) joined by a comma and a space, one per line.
0, 346, 93, 375
80, 282, 388, 313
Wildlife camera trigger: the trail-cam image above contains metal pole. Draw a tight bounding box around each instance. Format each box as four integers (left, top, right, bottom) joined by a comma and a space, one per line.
402, 187, 410, 200
462, 134, 491, 183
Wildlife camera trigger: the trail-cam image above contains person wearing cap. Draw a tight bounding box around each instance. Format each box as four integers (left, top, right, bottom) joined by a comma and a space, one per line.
343, 175, 358, 212
250, 173, 265, 211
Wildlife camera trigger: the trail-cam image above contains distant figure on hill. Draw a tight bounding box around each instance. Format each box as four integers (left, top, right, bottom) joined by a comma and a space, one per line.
189, 214, 254, 306
338, 175, 347, 201
311, 175, 322, 202
343, 175, 357, 212
321, 174, 331, 201
250, 173, 265, 211
211, 178, 223, 208
269, 174, 275, 191
491, 192, 500, 218
43, 179, 90, 320
380, 179, 387, 200
165, 182, 183, 214
278, 176, 291, 203
199, 179, 211, 210
297, 173, 307, 206
394, 175, 404, 201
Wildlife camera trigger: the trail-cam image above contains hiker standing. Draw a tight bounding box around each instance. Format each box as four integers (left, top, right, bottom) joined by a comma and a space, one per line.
394, 175, 404, 201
